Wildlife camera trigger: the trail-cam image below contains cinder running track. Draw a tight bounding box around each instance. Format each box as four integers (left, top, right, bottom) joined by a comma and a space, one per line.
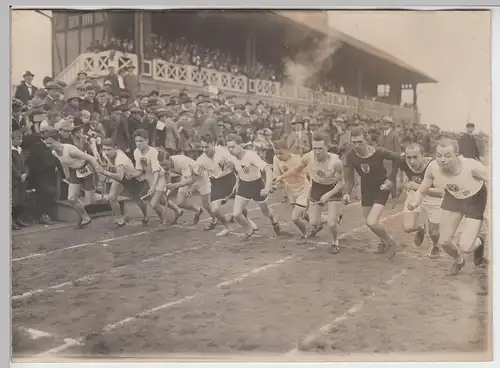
11, 193, 490, 361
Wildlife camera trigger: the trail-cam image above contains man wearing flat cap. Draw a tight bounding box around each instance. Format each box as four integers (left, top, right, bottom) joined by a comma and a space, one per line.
43, 82, 65, 111
14, 71, 38, 104
156, 108, 180, 154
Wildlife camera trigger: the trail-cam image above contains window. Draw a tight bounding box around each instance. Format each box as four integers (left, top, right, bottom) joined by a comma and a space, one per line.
377, 84, 390, 98
402, 84, 412, 90
82, 13, 93, 26
68, 15, 80, 28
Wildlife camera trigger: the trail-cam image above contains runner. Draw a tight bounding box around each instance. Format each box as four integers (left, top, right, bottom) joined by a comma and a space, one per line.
226, 134, 281, 240
399, 143, 443, 258
275, 133, 343, 251
407, 136, 488, 275
133, 129, 169, 228
196, 134, 257, 236
42, 127, 101, 228
100, 139, 149, 227
158, 150, 216, 225
343, 126, 400, 258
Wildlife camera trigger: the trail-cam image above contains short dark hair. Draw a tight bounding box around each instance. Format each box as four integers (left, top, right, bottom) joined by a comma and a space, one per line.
133, 129, 149, 140
312, 132, 328, 143
272, 139, 288, 150
200, 134, 215, 145
349, 126, 366, 138
157, 148, 171, 163
405, 142, 424, 154
226, 134, 243, 145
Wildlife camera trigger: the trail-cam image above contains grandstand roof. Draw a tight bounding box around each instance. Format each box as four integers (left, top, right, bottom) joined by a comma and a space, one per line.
274, 11, 438, 84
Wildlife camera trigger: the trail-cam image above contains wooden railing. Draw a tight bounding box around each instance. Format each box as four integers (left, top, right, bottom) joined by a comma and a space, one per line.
57, 50, 415, 122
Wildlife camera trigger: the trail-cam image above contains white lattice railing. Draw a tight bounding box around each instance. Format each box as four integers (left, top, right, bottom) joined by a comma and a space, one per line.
57, 50, 415, 121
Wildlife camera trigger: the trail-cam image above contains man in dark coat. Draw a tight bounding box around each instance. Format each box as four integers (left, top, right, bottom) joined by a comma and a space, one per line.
14, 71, 38, 104
458, 123, 481, 160
11, 130, 29, 229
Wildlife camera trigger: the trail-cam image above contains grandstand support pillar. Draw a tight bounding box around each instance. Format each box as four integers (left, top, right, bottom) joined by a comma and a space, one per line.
245, 31, 256, 70
412, 84, 418, 108
356, 67, 364, 99
134, 11, 151, 76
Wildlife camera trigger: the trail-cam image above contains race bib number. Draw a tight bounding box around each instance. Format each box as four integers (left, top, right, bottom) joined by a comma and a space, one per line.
76, 164, 93, 178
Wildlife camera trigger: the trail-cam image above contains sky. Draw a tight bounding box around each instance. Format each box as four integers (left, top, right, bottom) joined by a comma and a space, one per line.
328, 10, 491, 133
11, 10, 490, 133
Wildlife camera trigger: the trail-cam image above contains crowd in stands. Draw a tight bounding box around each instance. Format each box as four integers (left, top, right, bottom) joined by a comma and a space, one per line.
11, 68, 488, 230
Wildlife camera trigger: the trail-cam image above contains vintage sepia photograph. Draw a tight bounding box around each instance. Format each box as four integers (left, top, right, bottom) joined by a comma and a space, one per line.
10, 9, 491, 361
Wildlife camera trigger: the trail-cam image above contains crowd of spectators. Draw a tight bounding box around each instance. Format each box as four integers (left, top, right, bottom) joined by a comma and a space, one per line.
11, 68, 488, 230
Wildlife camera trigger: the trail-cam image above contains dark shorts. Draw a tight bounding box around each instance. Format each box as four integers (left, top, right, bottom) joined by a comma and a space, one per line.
441, 184, 487, 220
122, 178, 148, 199
361, 183, 391, 207
237, 178, 267, 202
67, 168, 97, 192
309, 180, 342, 203
210, 173, 237, 202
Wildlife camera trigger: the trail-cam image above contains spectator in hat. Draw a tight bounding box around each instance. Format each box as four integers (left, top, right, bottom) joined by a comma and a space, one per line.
156, 108, 180, 154
123, 66, 139, 99
458, 123, 482, 160
127, 107, 145, 152
11, 130, 29, 230
76, 71, 88, 84
104, 66, 120, 96
63, 93, 81, 118
42, 76, 54, 88
43, 82, 64, 111
286, 117, 310, 155
14, 71, 38, 104
111, 105, 131, 156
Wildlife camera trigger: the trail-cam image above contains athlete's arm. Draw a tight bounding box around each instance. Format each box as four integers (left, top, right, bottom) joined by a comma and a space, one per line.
68, 146, 101, 172
321, 161, 344, 201
343, 152, 355, 196
101, 165, 125, 182
471, 160, 488, 183
426, 187, 444, 198
276, 154, 308, 182
416, 162, 435, 196
379, 148, 400, 184
148, 150, 162, 192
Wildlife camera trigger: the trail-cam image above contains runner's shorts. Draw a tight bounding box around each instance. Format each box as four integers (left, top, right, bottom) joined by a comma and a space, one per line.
287, 186, 309, 208
440, 184, 487, 220
360, 182, 391, 207
178, 177, 211, 197
404, 191, 442, 223
121, 177, 149, 199
210, 173, 237, 202
309, 180, 342, 204
237, 177, 267, 202
68, 167, 97, 192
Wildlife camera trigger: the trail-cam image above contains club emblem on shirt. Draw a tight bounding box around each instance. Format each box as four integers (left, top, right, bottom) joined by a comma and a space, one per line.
140, 158, 148, 169
412, 176, 422, 184
360, 164, 370, 173
218, 161, 225, 170
316, 169, 325, 177
446, 184, 460, 192
241, 165, 250, 174
283, 166, 289, 172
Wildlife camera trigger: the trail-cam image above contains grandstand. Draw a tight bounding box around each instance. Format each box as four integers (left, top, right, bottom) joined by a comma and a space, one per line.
51, 10, 436, 124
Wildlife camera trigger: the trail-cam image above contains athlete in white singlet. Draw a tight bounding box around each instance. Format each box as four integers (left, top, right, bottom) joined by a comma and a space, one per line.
100, 139, 149, 227
276, 133, 344, 252
196, 134, 257, 236
159, 150, 216, 225
399, 143, 444, 258
408, 137, 488, 275
42, 128, 102, 228
226, 134, 281, 241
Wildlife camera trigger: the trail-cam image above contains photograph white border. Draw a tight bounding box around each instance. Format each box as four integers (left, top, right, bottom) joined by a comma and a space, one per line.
5, 1, 498, 367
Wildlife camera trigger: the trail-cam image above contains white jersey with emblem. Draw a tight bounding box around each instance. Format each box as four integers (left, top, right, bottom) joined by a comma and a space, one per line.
273, 153, 309, 198
301, 151, 341, 185
195, 146, 233, 179
171, 155, 208, 181
54, 144, 93, 178
230, 150, 268, 182
430, 157, 484, 199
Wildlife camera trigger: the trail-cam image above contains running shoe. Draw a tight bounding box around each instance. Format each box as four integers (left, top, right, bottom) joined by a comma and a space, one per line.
386, 244, 397, 259
328, 242, 340, 254
272, 221, 281, 235
297, 234, 308, 245
414, 224, 426, 247
428, 246, 440, 259
141, 216, 150, 225
193, 208, 203, 224
242, 228, 255, 241
77, 217, 92, 229
309, 224, 324, 237
205, 221, 218, 231
375, 242, 388, 254
171, 210, 183, 225
473, 237, 486, 267
446, 259, 466, 276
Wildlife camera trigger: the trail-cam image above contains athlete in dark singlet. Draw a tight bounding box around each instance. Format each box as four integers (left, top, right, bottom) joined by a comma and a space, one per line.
343, 126, 401, 257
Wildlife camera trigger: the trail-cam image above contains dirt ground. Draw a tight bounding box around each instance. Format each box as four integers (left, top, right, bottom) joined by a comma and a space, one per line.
11, 193, 491, 361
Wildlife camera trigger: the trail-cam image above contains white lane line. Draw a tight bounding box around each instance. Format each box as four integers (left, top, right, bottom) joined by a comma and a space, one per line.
12, 202, 286, 263
21, 327, 54, 340
286, 268, 408, 356
35, 210, 402, 358
12, 202, 363, 300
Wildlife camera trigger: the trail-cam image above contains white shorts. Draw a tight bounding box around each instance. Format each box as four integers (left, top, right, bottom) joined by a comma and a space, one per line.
404, 192, 442, 224
287, 185, 309, 208
178, 178, 211, 197
146, 174, 167, 193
